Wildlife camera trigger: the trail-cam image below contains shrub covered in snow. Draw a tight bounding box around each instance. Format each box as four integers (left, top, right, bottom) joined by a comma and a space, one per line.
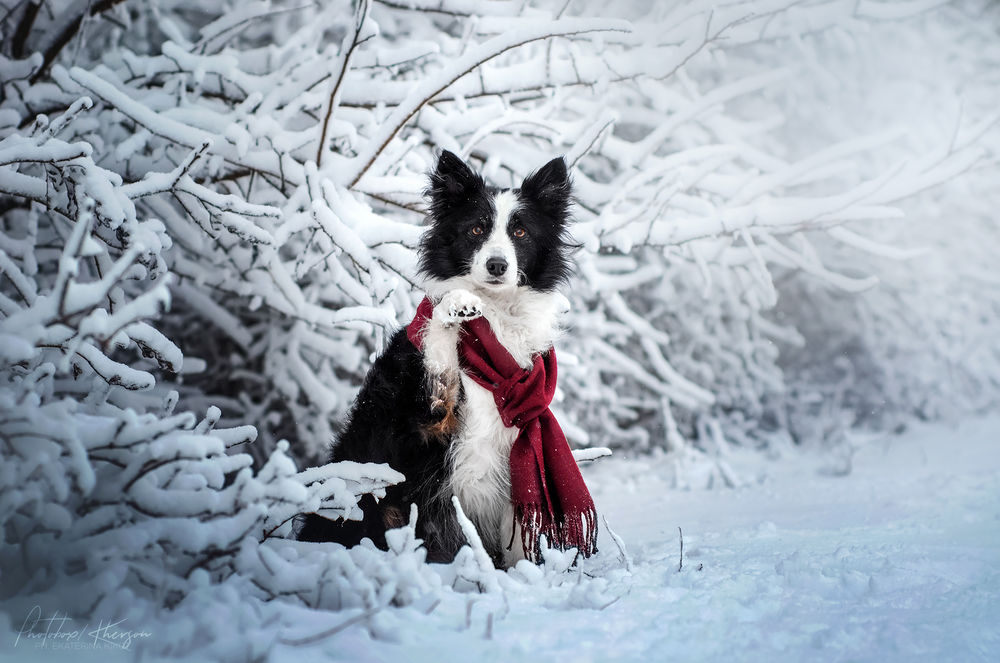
1, 0, 998, 658
4, 0, 992, 465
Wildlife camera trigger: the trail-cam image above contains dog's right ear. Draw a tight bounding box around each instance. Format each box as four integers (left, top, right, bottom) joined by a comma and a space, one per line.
427, 150, 483, 211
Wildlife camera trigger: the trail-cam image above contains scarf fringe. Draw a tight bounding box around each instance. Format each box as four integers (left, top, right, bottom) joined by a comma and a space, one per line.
517, 503, 598, 562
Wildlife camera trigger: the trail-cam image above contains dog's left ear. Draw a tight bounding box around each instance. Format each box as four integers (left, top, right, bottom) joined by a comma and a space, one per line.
521, 156, 571, 219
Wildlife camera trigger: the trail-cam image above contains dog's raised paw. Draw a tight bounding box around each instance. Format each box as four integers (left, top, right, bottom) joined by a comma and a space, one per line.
435, 289, 483, 326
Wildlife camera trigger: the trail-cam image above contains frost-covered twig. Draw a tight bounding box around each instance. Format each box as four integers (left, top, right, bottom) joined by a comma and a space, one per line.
603, 515, 632, 573
677, 526, 684, 572
316, 0, 372, 167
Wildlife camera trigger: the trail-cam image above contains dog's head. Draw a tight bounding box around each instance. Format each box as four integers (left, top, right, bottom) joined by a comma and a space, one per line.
419, 151, 574, 293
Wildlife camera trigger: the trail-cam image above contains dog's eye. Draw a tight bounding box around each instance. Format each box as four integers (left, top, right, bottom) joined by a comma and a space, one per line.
513, 227, 527, 239
471, 226, 484, 236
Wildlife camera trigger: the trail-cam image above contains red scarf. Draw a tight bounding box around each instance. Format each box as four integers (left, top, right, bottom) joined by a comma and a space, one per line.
407, 297, 597, 561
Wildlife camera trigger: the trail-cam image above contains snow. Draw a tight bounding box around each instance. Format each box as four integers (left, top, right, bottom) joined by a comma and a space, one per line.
4, 409, 995, 660
117, 415, 995, 663
581, 418, 1000, 661
246, 416, 992, 662
13, 416, 989, 662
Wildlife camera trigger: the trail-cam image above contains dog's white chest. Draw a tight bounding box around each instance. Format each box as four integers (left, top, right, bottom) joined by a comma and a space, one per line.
449, 374, 517, 536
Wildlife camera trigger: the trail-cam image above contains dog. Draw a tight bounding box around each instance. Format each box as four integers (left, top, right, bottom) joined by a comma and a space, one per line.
297, 151, 577, 569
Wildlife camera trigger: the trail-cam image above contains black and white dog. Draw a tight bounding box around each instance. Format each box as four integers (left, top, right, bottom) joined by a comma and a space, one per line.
297, 151, 574, 568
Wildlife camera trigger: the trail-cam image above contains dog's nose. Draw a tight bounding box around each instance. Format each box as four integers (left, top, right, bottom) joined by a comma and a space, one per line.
485, 257, 508, 277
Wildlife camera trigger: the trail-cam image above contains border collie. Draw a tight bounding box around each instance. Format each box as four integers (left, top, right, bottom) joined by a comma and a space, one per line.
297, 151, 575, 568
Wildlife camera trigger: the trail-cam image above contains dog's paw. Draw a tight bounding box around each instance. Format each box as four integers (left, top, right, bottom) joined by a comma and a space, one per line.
434, 289, 483, 326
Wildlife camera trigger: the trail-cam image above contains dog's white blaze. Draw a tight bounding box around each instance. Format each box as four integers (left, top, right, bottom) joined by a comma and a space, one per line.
469, 190, 519, 289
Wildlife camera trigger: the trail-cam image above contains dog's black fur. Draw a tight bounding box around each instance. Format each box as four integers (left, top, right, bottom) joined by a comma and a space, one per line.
296, 328, 465, 561
296, 151, 574, 564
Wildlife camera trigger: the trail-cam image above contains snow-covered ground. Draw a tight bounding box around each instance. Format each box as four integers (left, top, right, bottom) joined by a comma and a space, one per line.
264, 416, 997, 662
583, 419, 1000, 662
5, 417, 997, 662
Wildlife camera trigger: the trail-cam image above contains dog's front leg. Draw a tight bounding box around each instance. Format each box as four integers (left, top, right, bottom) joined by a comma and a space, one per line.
420, 289, 483, 440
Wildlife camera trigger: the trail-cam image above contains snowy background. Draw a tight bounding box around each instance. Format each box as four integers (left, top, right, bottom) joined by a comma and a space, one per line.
0, 0, 998, 660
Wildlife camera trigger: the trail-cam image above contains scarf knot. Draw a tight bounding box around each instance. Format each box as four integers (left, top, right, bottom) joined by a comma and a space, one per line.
407, 297, 598, 561
492, 355, 553, 429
